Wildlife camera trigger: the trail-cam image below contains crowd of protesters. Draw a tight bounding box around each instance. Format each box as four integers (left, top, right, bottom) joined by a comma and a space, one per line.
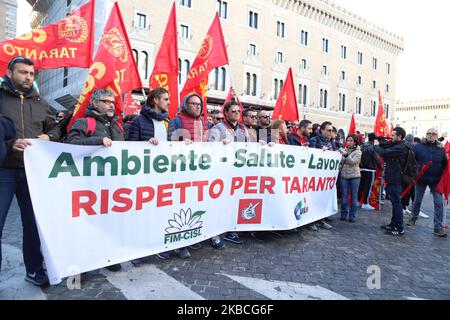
0, 57, 448, 287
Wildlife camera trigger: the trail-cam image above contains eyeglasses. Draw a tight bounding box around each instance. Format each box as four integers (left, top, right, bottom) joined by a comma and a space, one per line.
426, 132, 438, 136
247, 115, 257, 119
187, 102, 202, 107
214, 117, 224, 121
326, 129, 333, 132
231, 110, 241, 114
99, 99, 116, 105
259, 115, 270, 119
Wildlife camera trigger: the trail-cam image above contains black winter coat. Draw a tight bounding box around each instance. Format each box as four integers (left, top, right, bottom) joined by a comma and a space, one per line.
413, 141, 448, 185
66, 107, 124, 145
374, 140, 409, 185
0, 77, 59, 168
126, 105, 168, 141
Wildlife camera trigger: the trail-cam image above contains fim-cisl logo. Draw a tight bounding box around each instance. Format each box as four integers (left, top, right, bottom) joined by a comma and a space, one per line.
164, 208, 205, 244
294, 198, 309, 221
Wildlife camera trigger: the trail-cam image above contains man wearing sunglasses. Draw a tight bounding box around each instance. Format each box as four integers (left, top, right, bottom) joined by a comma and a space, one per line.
0, 56, 61, 287
407, 129, 448, 238
242, 109, 258, 142
256, 110, 271, 142
66, 89, 124, 147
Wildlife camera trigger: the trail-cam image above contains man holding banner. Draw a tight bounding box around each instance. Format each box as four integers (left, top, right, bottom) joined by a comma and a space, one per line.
0, 57, 61, 287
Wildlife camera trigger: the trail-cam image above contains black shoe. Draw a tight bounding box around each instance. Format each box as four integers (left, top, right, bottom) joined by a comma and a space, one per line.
25, 268, 49, 287
385, 227, 405, 236
381, 224, 394, 231
340, 217, 347, 221
105, 263, 122, 272
224, 232, 243, 244
348, 218, 356, 223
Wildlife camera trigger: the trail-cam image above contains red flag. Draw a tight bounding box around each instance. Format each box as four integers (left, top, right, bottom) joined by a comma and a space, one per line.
0, 0, 95, 75
272, 68, 299, 122
401, 161, 432, 199
222, 86, 243, 121
123, 92, 142, 116
437, 142, 450, 205
374, 91, 389, 137
69, 2, 142, 129
149, 3, 179, 119
348, 114, 356, 136
180, 13, 229, 118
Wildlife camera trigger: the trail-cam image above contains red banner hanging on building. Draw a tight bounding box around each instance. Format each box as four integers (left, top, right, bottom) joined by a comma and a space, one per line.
0, 0, 95, 75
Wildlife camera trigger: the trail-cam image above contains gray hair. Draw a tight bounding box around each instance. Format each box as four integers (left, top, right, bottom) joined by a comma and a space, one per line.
90, 89, 115, 104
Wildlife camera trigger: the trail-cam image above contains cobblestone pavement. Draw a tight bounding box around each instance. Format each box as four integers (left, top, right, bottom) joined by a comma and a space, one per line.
1, 191, 449, 300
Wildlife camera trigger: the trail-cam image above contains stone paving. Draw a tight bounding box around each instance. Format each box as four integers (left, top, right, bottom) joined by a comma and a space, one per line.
1, 191, 449, 300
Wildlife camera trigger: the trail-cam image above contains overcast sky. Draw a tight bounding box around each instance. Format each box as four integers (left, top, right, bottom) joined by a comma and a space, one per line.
16, 0, 450, 102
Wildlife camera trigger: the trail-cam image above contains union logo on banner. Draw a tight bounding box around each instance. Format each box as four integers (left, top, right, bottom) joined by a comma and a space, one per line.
237, 199, 263, 224
58, 15, 89, 43
198, 35, 213, 60
101, 27, 128, 63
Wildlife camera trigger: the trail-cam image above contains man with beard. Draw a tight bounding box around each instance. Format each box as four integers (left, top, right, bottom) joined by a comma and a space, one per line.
242, 109, 258, 142
0, 57, 60, 287
287, 119, 312, 147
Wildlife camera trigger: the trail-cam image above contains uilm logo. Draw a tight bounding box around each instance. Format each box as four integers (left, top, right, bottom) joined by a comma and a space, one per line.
237, 199, 263, 224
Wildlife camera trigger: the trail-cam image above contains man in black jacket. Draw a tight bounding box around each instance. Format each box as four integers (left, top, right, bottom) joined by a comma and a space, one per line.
0, 57, 60, 286
358, 133, 382, 210
0, 115, 16, 164
374, 127, 409, 236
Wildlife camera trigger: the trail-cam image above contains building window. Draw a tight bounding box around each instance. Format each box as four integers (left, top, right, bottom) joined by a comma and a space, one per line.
245, 72, 251, 95
298, 84, 307, 105
179, 0, 191, 7
252, 74, 257, 96
300, 30, 308, 46
384, 104, 390, 118
373, 57, 378, 70
357, 75, 362, 85
338, 93, 346, 112
274, 79, 279, 99
63, 67, 68, 87
320, 89, 328, 108
249, 11, 258, 29
276, 51, 283, 64
357, 51, 363, 65
212, 67, 226, 91
300, 58, 307, 70
355, 97, 362, 114
386, 84, 390, 93
372, 80, 376, 89
139, 51, 148, 78
180, 24, 189, 39
179, 59, 190, 84
277, 21, 285, 38
248, 43, 257, 56
132, 49, 139, 67
340, 45, 347, 59
322, 38, 329, 53
386, 63, 391, 75
67, 0, 71, 6
135, 13, 147, 29
371, 101, 377, 117
341, 71, 346, 81
322, 65, 327, 76
217, 0, 228, 19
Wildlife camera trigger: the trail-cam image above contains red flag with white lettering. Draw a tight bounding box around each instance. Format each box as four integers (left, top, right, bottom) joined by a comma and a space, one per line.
68, 2, 142, 130
180, 13, 229, 119
0, 0, 95, 75
272, 68, 299, 121
149, 2, 179, 119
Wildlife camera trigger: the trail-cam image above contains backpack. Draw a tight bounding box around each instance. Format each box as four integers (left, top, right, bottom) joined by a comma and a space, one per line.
401, 145, 418, 185
85, 117, 124, 137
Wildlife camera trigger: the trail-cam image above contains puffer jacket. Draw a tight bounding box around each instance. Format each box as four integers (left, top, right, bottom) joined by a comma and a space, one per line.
0, 115, 16, 164
126, 104, 168, 141
309, 131, 337, 151
0, 77, 59, 168
66, 106, 124, 145
413, 139, 448, 185
340, 146, 362, 179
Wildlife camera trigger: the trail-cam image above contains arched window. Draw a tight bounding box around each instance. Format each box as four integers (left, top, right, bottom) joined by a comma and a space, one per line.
178, 58, 182, 84
140, 51, 148, 79
213, 68, 219, 90
252, 74, 257, 96
320, 89, 324, 108
245, 72, 251, 95
220, 67, 226, 91
274, 79, 279, 99
298, 84, 303, 104
324, 90, 328, 108
132, 49, 139, 67
302, 85, 307, 105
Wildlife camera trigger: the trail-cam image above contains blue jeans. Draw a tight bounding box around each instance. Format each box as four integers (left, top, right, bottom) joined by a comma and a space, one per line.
412, 182, 444, 229
386, 184, 403, 231
340, 178, 361, 219
0, 168, 44, 273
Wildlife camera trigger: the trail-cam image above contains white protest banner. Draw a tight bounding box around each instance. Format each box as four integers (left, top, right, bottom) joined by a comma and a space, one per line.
24, 141, 340, 284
